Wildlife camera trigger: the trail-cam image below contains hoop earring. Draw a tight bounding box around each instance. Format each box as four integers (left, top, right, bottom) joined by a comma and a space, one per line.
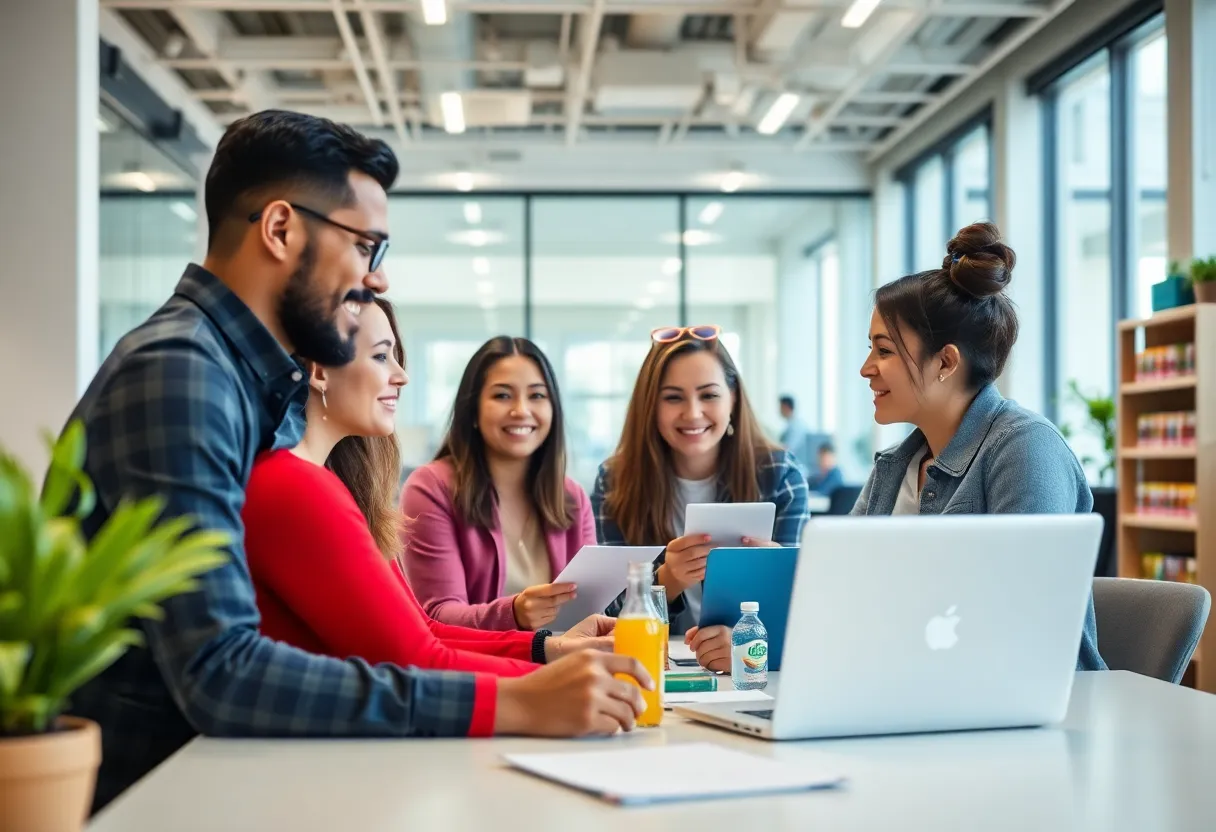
321, 390, 328, 421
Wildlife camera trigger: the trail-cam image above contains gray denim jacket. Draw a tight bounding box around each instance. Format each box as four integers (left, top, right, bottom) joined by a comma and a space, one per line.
852, 384, 1106, 671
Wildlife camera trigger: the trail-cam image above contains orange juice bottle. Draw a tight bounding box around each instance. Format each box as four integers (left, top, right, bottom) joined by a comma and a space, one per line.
613, 562, 665, 726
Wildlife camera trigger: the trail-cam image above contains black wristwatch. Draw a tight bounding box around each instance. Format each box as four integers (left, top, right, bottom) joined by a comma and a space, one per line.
531, 629, 553, 664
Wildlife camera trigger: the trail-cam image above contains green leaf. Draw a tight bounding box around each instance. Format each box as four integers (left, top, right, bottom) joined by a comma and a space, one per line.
1, 694, 56, 735
47, 629, 143, 703
0, 642, 31, 700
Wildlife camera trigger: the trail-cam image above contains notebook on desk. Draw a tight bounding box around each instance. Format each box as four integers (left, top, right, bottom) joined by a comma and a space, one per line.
502, 743, 845, 806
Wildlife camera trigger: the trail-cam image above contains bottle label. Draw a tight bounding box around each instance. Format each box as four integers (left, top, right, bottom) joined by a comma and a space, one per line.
734, 639, 768, 672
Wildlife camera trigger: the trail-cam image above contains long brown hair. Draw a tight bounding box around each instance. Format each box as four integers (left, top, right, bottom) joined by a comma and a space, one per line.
325, 297, 405, 560
604, 335, 775, 544
434, 336, 573, 531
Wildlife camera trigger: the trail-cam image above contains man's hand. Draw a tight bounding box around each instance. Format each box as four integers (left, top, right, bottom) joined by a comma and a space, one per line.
662, 534, 715, 591
494, 651, 653, 737
512, 582, 577, 630
685, 625, 732, 673
543, 614, 616, 662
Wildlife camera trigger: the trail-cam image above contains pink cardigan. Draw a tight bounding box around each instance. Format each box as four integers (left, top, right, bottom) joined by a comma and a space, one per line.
399, 459, 597, 630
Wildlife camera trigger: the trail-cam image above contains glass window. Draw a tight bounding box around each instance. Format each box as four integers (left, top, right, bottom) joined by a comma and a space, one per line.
1131, 30, 1168, 320
1053, 55, 1113, 480
817, 243, 840, 435
912, 155, 946, 271
100, 195, 199, 358
685, 197, 830, 449
530, 197, 681, 489
383, 197, 526, 468
952, 126, 991, 228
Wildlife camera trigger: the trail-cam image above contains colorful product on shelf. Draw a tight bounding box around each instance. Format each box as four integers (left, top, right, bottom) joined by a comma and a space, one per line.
1136, 411, 1198, 447
1134, 343, 1196, 381
1135, 482, 1198, 517
1141, 552, 1198, 584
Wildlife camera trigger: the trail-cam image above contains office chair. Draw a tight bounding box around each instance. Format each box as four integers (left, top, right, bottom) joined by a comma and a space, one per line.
1092, 577, 1211, 684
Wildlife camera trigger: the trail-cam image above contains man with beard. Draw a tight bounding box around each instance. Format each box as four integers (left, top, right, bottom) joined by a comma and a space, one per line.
63, 111, 650, 815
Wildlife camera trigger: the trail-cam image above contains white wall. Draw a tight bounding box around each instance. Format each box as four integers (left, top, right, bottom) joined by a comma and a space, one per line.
0, 0, 98, 478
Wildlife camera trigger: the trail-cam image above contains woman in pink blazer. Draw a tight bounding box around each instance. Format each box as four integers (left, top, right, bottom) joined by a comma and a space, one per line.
400, 337, 596, 631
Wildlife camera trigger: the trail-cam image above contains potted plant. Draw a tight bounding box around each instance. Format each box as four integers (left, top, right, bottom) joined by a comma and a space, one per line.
1062, 381, 1118, 576
1152, 260, 1195, 312
1190, 255, 1216, 304
0, 422, 228, 832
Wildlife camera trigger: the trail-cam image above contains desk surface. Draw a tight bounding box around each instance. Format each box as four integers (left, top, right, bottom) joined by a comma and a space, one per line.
89, 670, 1216, 832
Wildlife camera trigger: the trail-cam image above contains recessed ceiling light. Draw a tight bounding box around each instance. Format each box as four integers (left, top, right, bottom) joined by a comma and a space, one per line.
128, 171, 157, 193
447, 228, 505, 247
698, 201, 724, 225
453, 171, 475, 192
720, 170, 745, 193
757, 92, 800, 135
421, 0, 447, 25
842, 0, 883, 28
473, 258, 490, 276
660, 230, 722, 246
463, 202, 482, 224
661, 258, 682, 276
441, 92, 466, 135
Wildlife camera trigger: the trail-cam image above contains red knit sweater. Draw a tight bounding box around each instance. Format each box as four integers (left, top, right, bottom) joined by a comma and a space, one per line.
242, 450, 540, 737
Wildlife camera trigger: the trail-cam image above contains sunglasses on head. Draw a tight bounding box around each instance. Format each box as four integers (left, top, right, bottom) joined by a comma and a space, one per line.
249, 202, 389, 274
650, 324, 721, 343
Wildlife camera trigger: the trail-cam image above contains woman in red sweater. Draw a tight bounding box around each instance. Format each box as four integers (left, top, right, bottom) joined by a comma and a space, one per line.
242, 298, 611, 682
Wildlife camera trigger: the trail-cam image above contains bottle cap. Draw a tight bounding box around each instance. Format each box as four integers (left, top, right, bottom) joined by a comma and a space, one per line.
741, 601, 759, 613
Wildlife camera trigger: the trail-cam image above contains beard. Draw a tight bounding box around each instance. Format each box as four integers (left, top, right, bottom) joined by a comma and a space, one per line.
278, 239, 358, 367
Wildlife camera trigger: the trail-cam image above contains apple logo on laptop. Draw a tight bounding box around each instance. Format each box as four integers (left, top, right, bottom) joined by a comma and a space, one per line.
925, 606, 960, 651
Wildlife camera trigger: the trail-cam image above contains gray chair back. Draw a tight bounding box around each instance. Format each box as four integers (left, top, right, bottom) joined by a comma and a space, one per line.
1092, 577, 1210, 684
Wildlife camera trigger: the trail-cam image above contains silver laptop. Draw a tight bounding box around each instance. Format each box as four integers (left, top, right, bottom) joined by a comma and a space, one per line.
675, 514, 1102, 740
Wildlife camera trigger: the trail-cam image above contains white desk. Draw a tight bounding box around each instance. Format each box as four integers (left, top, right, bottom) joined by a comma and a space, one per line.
89, 670, 1216, 832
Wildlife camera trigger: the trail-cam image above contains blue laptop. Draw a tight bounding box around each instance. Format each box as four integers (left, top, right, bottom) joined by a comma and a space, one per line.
697, 547, 798, 670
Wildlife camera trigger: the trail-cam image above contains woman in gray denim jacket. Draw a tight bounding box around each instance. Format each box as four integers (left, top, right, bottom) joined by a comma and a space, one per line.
853, 222, 1105, 672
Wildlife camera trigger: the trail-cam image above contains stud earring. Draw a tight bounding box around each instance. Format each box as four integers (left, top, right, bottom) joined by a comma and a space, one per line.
321, 390, 328, 420
726, 422, 735, 437
938, 374, 946, 383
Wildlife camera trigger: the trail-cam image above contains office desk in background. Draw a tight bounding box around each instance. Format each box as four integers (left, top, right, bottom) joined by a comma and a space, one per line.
88, 667, 1216, 832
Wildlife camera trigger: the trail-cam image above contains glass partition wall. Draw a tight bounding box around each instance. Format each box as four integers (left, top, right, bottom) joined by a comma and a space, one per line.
100, 193, 875, 489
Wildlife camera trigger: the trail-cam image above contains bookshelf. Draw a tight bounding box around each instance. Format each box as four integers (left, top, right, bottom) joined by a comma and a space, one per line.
1116, 304, 1216, 691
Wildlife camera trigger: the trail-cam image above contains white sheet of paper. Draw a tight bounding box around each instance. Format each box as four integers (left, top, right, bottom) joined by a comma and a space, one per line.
550, 545, 665, 631
664, 689, 773, 707
683, 502, 777, 545
502, 742, 845, 806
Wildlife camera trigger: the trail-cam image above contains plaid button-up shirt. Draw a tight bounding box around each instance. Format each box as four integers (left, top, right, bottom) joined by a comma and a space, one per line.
66, 265, 486, 814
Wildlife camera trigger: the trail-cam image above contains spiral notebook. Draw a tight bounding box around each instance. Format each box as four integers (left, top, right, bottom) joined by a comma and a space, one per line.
502, 742, 845, 806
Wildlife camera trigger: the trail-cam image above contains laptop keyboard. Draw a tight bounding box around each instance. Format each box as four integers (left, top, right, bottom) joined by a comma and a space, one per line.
741, 709, 774, 720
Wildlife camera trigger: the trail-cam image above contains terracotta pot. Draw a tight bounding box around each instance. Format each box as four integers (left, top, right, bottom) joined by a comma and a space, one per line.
0, 717, 100, 832
1195, 281, 1216, 304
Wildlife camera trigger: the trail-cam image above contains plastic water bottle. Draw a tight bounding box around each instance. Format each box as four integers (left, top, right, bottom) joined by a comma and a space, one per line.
731, 601, 768, 691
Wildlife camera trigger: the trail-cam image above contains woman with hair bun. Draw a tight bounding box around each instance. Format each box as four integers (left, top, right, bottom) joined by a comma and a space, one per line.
853, 222, 1106, 671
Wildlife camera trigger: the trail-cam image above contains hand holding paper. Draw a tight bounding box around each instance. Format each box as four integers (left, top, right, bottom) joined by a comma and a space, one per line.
549, 545, 664, 631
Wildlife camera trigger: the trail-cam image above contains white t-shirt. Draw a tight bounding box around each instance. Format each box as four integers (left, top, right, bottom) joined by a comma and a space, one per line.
893, 447, 929, 516
670, 476, 718, 623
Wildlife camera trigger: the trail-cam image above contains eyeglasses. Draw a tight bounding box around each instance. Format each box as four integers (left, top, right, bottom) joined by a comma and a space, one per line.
650, 324, 721, 343
249, 203, 389, 274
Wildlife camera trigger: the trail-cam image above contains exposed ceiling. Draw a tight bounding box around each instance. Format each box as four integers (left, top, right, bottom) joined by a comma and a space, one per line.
99, 0, 1064, 158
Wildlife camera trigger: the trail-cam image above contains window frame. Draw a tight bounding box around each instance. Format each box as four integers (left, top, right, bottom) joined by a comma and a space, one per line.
1039, 11, 1167, 423
894, 107, 995, 274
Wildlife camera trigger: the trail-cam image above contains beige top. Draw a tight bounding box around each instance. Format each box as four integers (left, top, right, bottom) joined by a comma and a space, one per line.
502, 515, 552, 596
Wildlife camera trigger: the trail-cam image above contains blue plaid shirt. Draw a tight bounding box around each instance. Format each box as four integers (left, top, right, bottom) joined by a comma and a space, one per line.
592, 448, 810, 632
66, 266, 481, 813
